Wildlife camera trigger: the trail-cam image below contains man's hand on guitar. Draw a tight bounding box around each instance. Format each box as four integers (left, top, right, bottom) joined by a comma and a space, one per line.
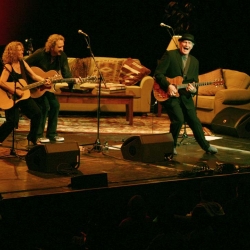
75, 77, 83, 84
16, 89, 24, 97
44, 78, 52, 86
186, 83, 197, 94
168, 84, 178, 97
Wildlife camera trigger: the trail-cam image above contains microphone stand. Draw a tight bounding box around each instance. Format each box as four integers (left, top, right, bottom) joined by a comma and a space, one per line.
166, 28, 179, 49
178, 89, 198, 146
80, 34, 106, 152
170, 27, 179, 49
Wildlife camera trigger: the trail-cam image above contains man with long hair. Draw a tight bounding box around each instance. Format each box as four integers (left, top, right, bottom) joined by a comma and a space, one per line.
25, 34, 74, 143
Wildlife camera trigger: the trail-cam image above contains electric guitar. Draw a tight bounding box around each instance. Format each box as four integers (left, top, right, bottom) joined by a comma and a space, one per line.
30, 66, 97, 98
0, 74, 97, 109
153, 76, 224, 102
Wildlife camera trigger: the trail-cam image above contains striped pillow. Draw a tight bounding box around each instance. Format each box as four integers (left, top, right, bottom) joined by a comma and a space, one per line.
119, 58, 151, 86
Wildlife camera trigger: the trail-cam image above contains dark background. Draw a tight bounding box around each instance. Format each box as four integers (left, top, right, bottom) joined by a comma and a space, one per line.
0, 0, 249, 75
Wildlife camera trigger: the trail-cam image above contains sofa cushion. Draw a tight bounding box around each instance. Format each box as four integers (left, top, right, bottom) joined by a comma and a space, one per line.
194, 95, 215, 110
119, 58, 151, 86
198, 68, 225, 96
222, 69, 250, 89
70, 58, 92, 78
91, 57, 125, 83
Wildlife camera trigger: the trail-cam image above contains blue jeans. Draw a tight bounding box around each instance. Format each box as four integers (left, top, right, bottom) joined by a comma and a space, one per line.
33, 92, 60, 139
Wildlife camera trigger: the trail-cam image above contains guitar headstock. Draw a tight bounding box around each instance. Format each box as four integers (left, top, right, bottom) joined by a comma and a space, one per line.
213, 78, 225, 86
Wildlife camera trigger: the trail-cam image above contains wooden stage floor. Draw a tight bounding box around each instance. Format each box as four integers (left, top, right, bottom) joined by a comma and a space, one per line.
0, 130, 249, 200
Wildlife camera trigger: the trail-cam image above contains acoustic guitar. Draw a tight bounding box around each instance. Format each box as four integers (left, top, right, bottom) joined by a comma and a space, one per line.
0, 70, 96, 109
0, 77, 57, 110
153, 76, 224, 102
30, 66, 97, 98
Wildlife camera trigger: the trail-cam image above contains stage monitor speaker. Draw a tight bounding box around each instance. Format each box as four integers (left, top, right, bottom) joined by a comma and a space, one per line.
25, 142, 80, 173
121, 133, 174, 163
211, 107, 250, 138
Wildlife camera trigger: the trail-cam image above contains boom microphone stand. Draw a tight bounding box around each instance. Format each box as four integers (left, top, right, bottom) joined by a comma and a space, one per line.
78, 30, 106, 152
178, 123, 189, 145
178, 86, 199, 146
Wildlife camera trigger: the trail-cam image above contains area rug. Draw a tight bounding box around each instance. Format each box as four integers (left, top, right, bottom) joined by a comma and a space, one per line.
1, 113, 213, 136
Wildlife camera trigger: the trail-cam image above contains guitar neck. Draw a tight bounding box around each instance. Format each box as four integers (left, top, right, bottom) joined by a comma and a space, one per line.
21, 78, 76, 91
53, 78, 76, 84
177, 81, 213, 90
21, 80, 46, 91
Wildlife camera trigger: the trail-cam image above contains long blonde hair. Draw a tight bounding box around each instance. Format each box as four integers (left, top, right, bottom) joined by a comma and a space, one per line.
45, 34, 65, 52
2, 41, 24, 64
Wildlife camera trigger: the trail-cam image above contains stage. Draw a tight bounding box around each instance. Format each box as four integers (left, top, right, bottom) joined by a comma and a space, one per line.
0, 128, 249, 199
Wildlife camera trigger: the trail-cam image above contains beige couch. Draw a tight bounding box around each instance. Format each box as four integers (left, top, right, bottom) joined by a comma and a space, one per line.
157, 68, 250, 124
56, 57, 154, 113
194, 68, 250, 124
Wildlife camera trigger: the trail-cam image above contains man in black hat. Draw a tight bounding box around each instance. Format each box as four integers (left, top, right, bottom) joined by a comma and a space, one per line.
154, 33, 218, 155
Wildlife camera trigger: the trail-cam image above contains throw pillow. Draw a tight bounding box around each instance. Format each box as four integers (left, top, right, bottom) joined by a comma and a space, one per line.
70, 58, 92, 78
119, 58, 151, 86
91, 57, 124, 83
198, 68, 225, 96
222, 69, 250, 89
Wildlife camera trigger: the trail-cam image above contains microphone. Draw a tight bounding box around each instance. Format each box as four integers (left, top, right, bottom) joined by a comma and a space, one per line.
78, 30, 88, 37
160, 23, 172, 29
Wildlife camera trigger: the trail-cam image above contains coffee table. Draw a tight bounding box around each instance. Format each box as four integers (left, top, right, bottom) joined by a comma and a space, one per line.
55, 91, 134, 125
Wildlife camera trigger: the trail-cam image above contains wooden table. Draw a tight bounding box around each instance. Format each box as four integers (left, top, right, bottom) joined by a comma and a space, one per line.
55, 91, 134, 125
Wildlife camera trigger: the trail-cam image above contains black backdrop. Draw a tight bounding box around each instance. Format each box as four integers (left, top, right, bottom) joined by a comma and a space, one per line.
0, 0, 249, 75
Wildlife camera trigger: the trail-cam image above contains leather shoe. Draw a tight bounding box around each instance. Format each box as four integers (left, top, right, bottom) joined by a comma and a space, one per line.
207, 146, 218, 154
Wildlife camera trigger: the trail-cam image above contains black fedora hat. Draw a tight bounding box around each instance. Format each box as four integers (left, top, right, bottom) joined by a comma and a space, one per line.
178, 33, 195, 44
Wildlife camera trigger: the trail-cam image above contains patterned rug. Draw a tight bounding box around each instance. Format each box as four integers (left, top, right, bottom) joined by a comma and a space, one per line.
1, 113, 213, 136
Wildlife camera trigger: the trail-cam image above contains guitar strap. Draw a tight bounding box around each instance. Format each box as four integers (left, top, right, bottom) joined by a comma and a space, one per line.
20, 60, 29, 84
182, 56, 190, 80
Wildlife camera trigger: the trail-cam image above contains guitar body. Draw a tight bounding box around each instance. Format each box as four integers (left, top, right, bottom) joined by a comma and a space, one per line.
31, 67, 59, 98
0, 80, 30, 110
153, 76, 182, 102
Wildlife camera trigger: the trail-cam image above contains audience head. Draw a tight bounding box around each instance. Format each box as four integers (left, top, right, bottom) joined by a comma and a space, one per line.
127, 195, 147, 219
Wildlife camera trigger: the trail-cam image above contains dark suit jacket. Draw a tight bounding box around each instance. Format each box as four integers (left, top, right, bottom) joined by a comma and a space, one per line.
154, 49, 199, 108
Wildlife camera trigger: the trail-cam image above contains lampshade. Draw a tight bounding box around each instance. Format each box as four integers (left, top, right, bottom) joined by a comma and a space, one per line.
167, 35, 181, 50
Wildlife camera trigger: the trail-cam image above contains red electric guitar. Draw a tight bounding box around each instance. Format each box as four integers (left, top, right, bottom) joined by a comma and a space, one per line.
153, 76, 224, 102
